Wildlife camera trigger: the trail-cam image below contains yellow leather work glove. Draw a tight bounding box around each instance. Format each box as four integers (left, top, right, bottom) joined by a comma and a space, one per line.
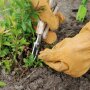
31, 0, 64, 30
39, 21, 90, 77
31, 0, 64, 44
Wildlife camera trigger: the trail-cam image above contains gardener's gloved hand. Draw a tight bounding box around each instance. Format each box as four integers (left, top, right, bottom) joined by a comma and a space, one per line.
39, 22, 90, 77
31, 0, 64, 30
31, 0, 64, 44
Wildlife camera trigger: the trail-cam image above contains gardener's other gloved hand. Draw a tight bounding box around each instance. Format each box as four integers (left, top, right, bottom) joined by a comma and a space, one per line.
31, 0, 65, 44
39, 22, 90, 77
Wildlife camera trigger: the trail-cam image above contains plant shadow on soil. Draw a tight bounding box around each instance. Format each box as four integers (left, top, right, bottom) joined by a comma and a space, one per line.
1, 1, 90, 90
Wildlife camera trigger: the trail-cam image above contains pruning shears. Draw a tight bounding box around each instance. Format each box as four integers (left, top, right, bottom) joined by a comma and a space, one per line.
32, 0, 59, 60
76, 0, 88, 22
32, 21, 45, 59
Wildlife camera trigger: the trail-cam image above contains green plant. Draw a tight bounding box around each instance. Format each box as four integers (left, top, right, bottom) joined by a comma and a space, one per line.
9, 29, 28, 61
0, 0, 38, 41
0, 60, 12, 73
0, 28, 11, 57
24, 54, 43, 68
24, 54, 35, 67
0, 0, 43, 71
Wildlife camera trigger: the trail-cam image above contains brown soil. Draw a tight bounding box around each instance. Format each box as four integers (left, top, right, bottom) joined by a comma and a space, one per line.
0, 67, 90, 90
0, 0, 90, 90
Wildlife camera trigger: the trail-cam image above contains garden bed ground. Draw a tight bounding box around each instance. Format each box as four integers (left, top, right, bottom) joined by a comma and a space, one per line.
0, 0, 90, 90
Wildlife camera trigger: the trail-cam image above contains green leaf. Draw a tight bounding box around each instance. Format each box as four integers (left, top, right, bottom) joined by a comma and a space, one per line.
20, 38, 27, 45
21, 22, 26, 31
24, 54, 35, 67
0, 48, 9, 57
0, 81, 6, 87
14, 0, 24, 8
3, 42, 11, 46
2, 60, 12, 73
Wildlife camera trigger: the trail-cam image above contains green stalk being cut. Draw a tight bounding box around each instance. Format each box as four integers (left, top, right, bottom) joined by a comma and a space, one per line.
76, 0, 88, 22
